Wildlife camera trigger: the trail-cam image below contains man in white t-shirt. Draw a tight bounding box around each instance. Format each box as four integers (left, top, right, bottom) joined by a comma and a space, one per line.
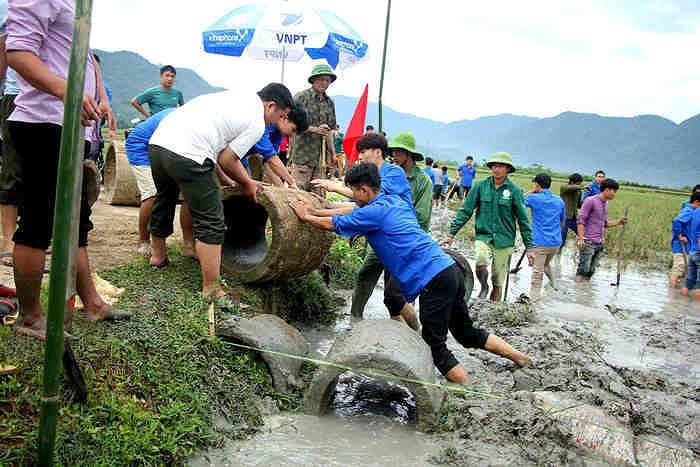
147, 83, 294, 302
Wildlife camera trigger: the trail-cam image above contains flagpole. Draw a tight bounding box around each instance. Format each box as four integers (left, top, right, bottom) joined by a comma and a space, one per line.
378, 0, 391, 133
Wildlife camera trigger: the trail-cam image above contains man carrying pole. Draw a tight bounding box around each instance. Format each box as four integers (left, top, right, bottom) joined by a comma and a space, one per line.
288, 64, 337, 191
442, 152, 532, 301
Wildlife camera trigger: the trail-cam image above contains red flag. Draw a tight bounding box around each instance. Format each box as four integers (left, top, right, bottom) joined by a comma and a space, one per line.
343, 84, 368, 168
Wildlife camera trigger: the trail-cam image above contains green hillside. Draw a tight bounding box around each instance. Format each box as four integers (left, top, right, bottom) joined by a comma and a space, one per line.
95, 49, 223, 128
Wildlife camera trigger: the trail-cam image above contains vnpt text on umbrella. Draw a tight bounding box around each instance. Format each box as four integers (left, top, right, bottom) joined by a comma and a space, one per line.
276, 33, 308, 45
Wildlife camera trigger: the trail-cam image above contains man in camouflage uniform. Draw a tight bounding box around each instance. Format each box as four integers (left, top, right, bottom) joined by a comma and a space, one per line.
288, 64, 337, 191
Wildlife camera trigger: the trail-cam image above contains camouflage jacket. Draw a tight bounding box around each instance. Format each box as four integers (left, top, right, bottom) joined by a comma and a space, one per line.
289, 87, 336, 167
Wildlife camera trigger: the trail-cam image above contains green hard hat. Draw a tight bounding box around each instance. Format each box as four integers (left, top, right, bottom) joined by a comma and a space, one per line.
308, 63, 337, 84
387, 132, 423, 161
486, 151, 516, 173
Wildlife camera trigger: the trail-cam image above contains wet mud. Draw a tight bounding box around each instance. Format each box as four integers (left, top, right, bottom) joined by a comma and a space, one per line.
431, 298, 699, 465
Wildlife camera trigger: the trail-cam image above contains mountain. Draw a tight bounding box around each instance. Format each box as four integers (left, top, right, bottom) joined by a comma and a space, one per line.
96, 50, 698, 189
94, 50, 224, 127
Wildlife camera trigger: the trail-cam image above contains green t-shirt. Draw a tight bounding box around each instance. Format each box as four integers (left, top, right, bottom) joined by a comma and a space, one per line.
134, 86, 184, 115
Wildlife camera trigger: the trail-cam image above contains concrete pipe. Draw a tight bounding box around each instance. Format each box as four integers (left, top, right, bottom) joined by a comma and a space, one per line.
442, 247, 474, 300
103, 141, 140, 206
303, 320, 444, 429
220, 186, 335, 283
83, 159, 100, 207
217, 314, 310, 393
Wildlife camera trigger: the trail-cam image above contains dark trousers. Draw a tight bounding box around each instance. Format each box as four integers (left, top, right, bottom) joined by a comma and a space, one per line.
576, 240, 605, 278
419, 263, 489, 375
561, 217, 578, 245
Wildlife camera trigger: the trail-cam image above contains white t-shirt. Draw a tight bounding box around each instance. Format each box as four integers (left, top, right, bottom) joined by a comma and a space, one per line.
431, 167, 443, 184
149, 90, 265, 165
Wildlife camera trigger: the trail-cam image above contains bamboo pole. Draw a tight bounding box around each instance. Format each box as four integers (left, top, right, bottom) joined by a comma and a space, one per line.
37, 0, 93, 464
378, 0, 391, 133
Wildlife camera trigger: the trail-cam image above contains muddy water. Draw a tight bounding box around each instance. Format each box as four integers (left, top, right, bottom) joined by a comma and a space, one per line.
192, 205, 699, 465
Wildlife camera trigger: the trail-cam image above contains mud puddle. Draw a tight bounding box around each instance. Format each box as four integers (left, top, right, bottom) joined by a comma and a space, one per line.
189, 414, 440, 466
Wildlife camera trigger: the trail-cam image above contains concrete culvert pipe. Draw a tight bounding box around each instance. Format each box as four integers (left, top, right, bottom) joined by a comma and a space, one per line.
103, 141, 140, 206
442, 247, 474, 299
220, 186, 335, 283
303, 320, 444, 430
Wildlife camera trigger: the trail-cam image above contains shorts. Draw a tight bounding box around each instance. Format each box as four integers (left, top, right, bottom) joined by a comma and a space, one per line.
0, 94, 21, 205
432, 185, 443, 200
8, 121, 93, 249
475, 240, 513, 287
130, 164, 157, 201
672, 253, 686, 276
148, 144, 225, 245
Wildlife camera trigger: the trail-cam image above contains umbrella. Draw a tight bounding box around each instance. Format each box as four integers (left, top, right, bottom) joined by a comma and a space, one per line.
202, 0, 369, 79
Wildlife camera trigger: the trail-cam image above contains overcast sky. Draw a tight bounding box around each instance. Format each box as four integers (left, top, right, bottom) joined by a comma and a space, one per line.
91, 0, 700, 124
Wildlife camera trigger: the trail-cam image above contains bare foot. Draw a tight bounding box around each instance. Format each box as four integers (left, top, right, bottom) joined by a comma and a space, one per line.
182, 244, 198, 260
85, 302, 131, 322
16, 313, 47, 340
136, 242, 151, 257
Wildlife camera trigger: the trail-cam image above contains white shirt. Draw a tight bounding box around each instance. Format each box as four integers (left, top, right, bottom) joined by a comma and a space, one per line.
149, 90, 265, 165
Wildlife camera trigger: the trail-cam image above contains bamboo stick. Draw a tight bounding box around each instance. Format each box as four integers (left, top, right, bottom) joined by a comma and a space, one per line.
37, 0, 93, 464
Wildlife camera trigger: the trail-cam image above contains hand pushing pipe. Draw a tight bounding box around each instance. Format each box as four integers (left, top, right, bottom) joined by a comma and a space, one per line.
38, 0, 93, 464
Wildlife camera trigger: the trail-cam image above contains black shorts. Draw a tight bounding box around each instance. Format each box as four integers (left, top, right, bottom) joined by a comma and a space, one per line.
432, 185, 443, 200
8, 121, 93, 249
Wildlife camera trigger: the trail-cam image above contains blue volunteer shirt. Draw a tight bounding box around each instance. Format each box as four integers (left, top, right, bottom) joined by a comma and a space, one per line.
380, 162, 413, 209
581, 181, 601, 203
459, 164, 476, 187
524, 189, 566, 247
125, 108, 176, 166
242, 124, 282, 168
332, 192, 454, 302
688, 208, 700, 253
423, 166, 435, 185
671, 205, 695, 254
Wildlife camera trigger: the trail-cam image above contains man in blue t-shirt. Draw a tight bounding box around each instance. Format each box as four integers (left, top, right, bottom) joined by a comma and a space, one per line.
456, 156, 476, 200
423, 156, 436, 185
581, 170, 605, 203
523, 173, 566, 294
310, 133, 416, 325
290, 162, 530, 384
125, 108, 195, 258
677, 193, 700, 296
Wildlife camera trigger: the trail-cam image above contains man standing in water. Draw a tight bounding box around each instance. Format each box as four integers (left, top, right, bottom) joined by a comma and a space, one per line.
291, 162, 530, 384
442, 152, 532, 301
310, 133, 416, 327
575, 178, 628, 282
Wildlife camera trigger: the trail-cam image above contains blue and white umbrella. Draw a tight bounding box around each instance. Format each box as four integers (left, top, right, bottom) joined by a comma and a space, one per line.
202, 0, 368, 70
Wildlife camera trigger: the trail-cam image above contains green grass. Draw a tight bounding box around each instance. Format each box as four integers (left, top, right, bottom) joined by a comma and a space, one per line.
0, 250, 337, 465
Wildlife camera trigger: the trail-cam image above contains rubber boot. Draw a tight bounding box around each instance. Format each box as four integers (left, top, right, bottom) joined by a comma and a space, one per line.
399, 303, 420, 332
490, 285, 502, 302
484, 334, 530, 367
350, 279, 377, 318
476, 265, 490, 299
